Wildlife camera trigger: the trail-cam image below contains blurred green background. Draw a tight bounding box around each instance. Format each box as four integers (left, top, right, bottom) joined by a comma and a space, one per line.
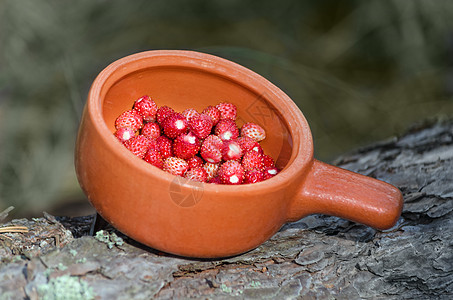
1, 0, 452, 218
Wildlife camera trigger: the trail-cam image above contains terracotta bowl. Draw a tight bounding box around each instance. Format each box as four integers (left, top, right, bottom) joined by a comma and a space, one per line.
75, 50, 403, 258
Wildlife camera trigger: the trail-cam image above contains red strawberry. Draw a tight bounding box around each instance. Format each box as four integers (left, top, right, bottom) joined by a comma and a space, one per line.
182, 108, 199, 121
251, 143, 264, 155
216, 102, 237, 121
146, 137, 158, 150
236, 136, 263, 154
115, 109, 143, 131
156, 136, 173, 158
242, 151, 264, 171
262, 154, 275, 168
163, 157, 189, 176
241, 122, 266, 142
215, 119, 239, 141
203, 162, 220, 180
187, 156, 203, 169
263, 166, 279, 180
203, 134, 223, 148
156, 106, 176, 124
189, 114, 213, 139
201, 106, 221, 125
244, 170, 264, 184
162, 113, 188, 139
134, 95, 158, 122
172, 132, 201, 160
221, 140, 243, 161
218, 160, 244, 185
208, 176, 222, 184
144, 147, 164, 169
141, 122, 161, 140
200, 135, 223, 163
124, 135, 152, 158
114, 127, 135, 143
200, 143, 221, 164
236, 136, 255, 152
184, 167, 208, 183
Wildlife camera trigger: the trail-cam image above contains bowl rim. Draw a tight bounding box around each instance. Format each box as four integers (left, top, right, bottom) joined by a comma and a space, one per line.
86, 50, 313, 193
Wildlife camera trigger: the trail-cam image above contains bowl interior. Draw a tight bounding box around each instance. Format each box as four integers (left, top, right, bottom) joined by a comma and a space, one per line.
102, 64, 294, 170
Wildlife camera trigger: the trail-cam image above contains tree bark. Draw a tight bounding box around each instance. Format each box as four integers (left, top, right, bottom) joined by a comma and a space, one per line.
1, 119, 452, 299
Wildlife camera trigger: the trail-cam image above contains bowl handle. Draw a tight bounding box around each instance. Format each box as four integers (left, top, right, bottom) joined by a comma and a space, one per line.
287, 160, 403, 230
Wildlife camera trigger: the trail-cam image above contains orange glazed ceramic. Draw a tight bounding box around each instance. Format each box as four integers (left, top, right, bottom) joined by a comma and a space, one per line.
75, 50, 403, 258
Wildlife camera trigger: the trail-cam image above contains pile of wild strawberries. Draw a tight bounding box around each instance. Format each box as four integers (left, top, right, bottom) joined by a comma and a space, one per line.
114, 95, 279, 184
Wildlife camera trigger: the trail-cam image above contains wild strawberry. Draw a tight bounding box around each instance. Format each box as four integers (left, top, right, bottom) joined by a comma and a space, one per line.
124, 135, 152, 158
221, 140, 243, 161
113, 97, 278, 185
189, 114, 213, 139
244, 170, 264, 184
163, 157, 189, 176
263, 166, 279, 180
114, 127, 135, 143
215, 119, 239, 141
200, 143, 221, 164
182, 108, 199, 121
156, 136, 173, 158
141, 122, 161, 140
250, 143, 264, 155
172, 132, 201, 160
242, 151, 264, 171
241, 122, 266, 142
203, 134, 223, 148
203, 162, 220, 180
236, 136, 255, 152
115, 109, 143, 131
187, 156, 203, 169
201, 106, 221, 125
162, 113, 188, 139
134, 95, 158, 122
200, 135, 223, 163
262, 154, 275, 168
144, 147, 164, 169
146, 137, 158, 150
236, 136, 263, 154
216, 102, 237, 121
156, 106, 176, 124
218, 160, 244, 185
184, 167, 208, 183
208, 176, 222, 184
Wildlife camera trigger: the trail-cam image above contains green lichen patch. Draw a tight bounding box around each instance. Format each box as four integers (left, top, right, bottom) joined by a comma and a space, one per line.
94, 230, 124, 249
37, 274, 95, 300
56, 263, 68, 271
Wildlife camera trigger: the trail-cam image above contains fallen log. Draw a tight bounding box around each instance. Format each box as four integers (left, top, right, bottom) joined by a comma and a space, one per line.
1, 119, 452, 299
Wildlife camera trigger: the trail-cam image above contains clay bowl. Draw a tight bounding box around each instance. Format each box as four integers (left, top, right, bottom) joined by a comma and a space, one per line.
75, 50, 403, 258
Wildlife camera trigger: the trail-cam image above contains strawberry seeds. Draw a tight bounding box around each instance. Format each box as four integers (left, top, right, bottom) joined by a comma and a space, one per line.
113, 95, 279, 185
